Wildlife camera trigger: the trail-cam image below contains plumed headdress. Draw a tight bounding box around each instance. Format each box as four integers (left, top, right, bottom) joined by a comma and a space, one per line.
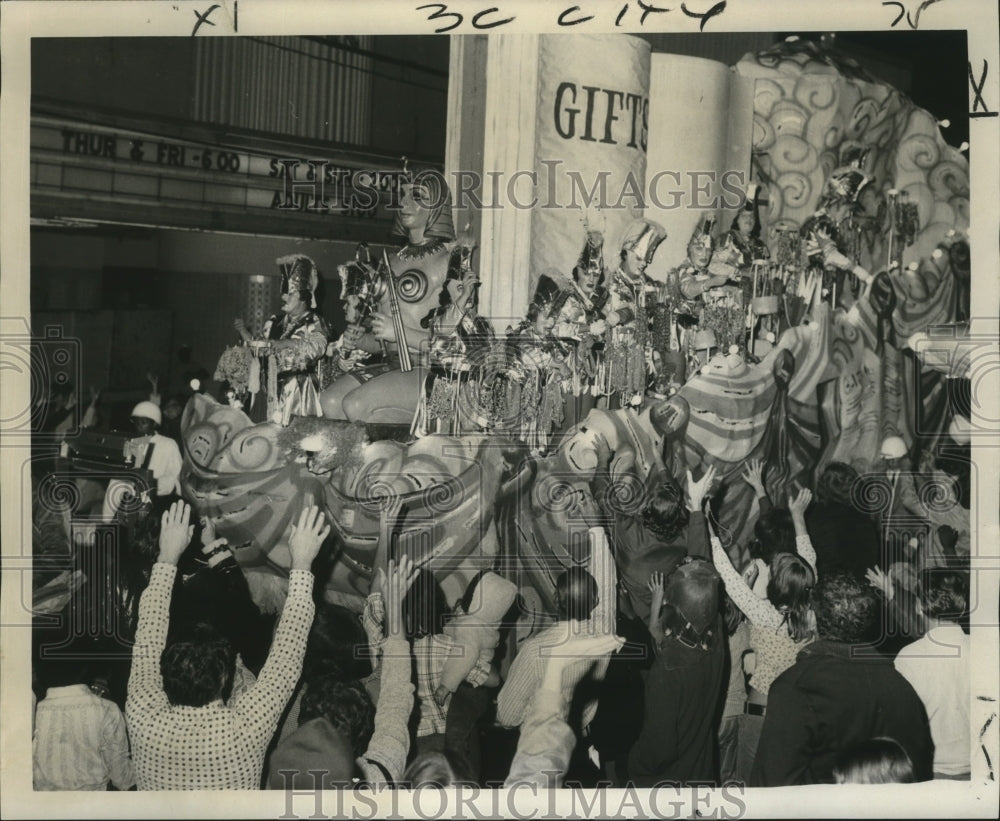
278, 254, 319, 309
575, 230, 606, 280
527, 268, 573, 321
688, 215, 717, 252
620, 219, 667, 265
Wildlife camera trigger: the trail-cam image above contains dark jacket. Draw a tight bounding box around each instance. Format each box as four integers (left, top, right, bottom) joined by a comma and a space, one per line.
804, 502, 880, 579
628, 614, 726, 786
750, 640, 934, 786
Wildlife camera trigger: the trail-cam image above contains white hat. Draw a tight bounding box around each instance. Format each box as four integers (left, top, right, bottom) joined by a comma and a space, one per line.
879, 435, 907, 459
131, 401, 162, 426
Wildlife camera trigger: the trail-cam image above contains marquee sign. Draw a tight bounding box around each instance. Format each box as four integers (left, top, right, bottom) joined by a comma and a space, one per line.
30, 114, 411, 239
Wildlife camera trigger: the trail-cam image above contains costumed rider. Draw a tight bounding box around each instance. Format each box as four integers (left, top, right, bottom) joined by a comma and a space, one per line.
599, 218, 667, 407
552, 231, 610, 425
413, 242, 495, 436
507, 271, 577, 454
321, 243, 386, 386
800, 165, 874, 307
101, 401, 183, 522
319, 165, 456, 425
719, 183, 770, 272
673, 216, 744, 361
233, 254, 330, 426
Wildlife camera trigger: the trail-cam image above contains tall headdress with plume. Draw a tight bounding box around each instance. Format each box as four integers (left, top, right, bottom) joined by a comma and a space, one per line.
620, 219, 667, 265
688, 215, 717, 253
575, 230, 606, 281
278, 254, 320, 309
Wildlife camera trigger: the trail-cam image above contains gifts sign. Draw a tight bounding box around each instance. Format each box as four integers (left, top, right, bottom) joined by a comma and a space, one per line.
531, 34, 651, 294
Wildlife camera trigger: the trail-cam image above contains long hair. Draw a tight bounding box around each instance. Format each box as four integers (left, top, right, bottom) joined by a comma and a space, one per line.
767, 552, 816, 642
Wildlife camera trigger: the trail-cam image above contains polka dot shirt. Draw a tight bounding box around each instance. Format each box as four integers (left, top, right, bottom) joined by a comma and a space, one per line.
126, 563, 315, 790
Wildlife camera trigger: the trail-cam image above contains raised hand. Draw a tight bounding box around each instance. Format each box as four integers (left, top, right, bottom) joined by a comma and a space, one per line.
865, 566, 894, 601
371, 566, 388, 597
385, 554, 420, 639
287, 505, 331, 571
158, 501, 194, 565
686, 464, 718, 512
787, 486, 813, 520
647, 571, 665, 596
741, 459, 767, 498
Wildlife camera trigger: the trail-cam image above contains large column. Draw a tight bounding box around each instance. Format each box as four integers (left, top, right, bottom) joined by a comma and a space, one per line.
446, 34, 652, 328
479, 34, 540, 329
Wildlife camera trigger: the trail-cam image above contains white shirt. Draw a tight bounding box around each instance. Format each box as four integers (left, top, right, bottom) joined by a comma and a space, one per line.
894, 622, 970, 776
133, 432, 183, 497
33, 684, 135, 791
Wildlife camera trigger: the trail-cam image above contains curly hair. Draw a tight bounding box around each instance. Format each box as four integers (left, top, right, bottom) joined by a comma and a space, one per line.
812, 572, 880, 643
160, 622, 236, 707
815, 461, 860, 506
642, 479, 690, 543
919, 569, 969, 622
299, 676, 375, 756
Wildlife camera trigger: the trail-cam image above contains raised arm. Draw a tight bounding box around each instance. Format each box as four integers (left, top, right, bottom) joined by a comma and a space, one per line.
684, 465, 717, 562
646, 572, 665, 642
708, 511, 784, 632
587, 524, 616, 636
362, 556, 419, 784
126, 501, 192, 714
787, 488, 817, 575
234, 506, 323, 738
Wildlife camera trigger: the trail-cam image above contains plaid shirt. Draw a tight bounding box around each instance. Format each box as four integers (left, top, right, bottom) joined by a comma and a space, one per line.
412, 634, 491, 737
126, 563, 314, 790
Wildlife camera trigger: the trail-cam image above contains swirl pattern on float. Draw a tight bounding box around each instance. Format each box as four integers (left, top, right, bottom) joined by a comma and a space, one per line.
850, 474, 893, 516
37, 473, 82, 514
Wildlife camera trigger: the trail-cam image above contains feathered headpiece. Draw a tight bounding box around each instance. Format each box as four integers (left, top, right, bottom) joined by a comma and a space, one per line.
620, 219, 667, 264
527, 268, 573, 320
821, 167, 872, 207
576, 230, 606, 279
278, 254, 320, 309
688, 215, 717, 252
